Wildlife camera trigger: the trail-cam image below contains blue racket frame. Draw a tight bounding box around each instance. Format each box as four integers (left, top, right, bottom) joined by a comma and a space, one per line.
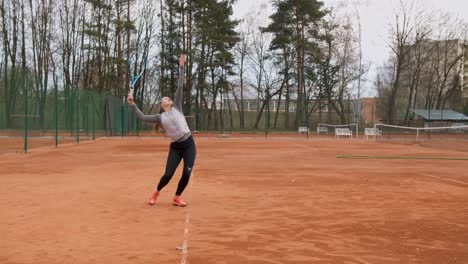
128, 54, 148, 96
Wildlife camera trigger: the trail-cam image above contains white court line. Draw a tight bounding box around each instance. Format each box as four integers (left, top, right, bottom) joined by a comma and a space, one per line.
180, 171, 195, 264
291, 142, 319, 151
180, 213, 190, 264
19, 137, 106, 153
418, 172, 468, 186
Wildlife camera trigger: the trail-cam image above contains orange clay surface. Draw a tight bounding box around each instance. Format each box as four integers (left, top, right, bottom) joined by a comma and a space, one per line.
1, 136, 468, 264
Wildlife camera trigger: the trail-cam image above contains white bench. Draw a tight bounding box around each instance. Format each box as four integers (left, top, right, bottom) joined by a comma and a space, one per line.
335, 128, 352, 139
298, 127, 309, 134
452, 123, 466, 133
317, 127, 328, 134
365, 128, 382, 139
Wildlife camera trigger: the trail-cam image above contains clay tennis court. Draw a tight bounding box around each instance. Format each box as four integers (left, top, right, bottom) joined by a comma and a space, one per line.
1, 136, 468, 263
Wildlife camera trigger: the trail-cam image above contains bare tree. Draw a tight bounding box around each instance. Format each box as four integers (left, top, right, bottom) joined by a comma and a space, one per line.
383, 6, 467, 123
246, 9, 270, 129
233, 16, 252, 129
1, 0, 12, 126
133, 0, 156, 109
28, 0, 55, 127
59, 0, 85, 87
253, 56, 284, 129
429, 15, 467, 111
386, 0, 421, 123
375, 61, 395, 121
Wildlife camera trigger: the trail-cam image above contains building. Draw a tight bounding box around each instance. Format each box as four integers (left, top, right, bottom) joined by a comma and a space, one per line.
411, 109, 468, 127
360, 98, 380, 126
399, 39, 468, 111
464, 42, 468, 98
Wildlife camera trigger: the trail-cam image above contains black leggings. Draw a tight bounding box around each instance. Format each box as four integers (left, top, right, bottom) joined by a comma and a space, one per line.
157, 136, 196, 196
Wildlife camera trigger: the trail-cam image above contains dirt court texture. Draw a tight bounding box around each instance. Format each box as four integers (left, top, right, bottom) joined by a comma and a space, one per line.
1, 136, 468, 264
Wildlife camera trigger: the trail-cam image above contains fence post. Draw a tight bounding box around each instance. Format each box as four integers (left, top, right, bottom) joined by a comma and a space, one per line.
55, 82, 58, 147
121, 96, 124, 137
24, 91, 28, 153
92, 96, 95, 141
76, 91, 80, 143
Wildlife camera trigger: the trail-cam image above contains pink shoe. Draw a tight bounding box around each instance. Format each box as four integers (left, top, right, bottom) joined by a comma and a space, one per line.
148, 190, 159, 205
172, 196, 187, 207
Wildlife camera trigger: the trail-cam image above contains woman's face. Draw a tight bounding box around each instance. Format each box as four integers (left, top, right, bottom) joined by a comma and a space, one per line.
160, 97, 173, 109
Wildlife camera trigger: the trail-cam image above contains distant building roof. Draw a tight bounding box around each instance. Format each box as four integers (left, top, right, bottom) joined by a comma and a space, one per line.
411, 109, 468, 121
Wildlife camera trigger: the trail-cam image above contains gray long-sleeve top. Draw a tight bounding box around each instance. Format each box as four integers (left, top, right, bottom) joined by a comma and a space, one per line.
130, 65, 191, 142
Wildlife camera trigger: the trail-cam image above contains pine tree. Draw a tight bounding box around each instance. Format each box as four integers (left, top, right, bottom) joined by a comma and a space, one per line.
263, 0, 326, 127
192, 0, 239, 130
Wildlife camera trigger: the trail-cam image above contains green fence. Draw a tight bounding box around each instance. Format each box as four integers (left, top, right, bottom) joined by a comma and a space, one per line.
0, 71, 361, 153
0, 72, 145, 153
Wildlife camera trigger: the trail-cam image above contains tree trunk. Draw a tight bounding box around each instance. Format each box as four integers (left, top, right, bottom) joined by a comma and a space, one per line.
1, 0, 11, 127
184, 0, 193, 115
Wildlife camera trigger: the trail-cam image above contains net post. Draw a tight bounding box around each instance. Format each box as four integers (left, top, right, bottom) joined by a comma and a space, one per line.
416, 128, 419, 144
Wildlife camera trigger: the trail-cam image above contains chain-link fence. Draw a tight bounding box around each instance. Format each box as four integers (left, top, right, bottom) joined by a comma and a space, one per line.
0, 72, 147, 153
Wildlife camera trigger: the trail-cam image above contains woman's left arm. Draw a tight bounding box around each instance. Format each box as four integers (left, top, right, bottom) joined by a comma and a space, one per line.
174, 54, 186, 110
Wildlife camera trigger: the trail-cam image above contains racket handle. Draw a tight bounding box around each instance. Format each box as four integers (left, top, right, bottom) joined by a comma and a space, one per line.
129, 88, 134, 97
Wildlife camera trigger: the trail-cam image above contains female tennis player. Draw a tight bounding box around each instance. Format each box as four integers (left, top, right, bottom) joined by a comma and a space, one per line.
127, 54, 195, 207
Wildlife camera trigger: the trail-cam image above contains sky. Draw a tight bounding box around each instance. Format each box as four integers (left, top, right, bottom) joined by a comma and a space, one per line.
232, 0, 468, 97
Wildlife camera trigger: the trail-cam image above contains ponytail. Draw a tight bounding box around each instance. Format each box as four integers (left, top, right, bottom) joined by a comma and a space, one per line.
153, 106, 165, 133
